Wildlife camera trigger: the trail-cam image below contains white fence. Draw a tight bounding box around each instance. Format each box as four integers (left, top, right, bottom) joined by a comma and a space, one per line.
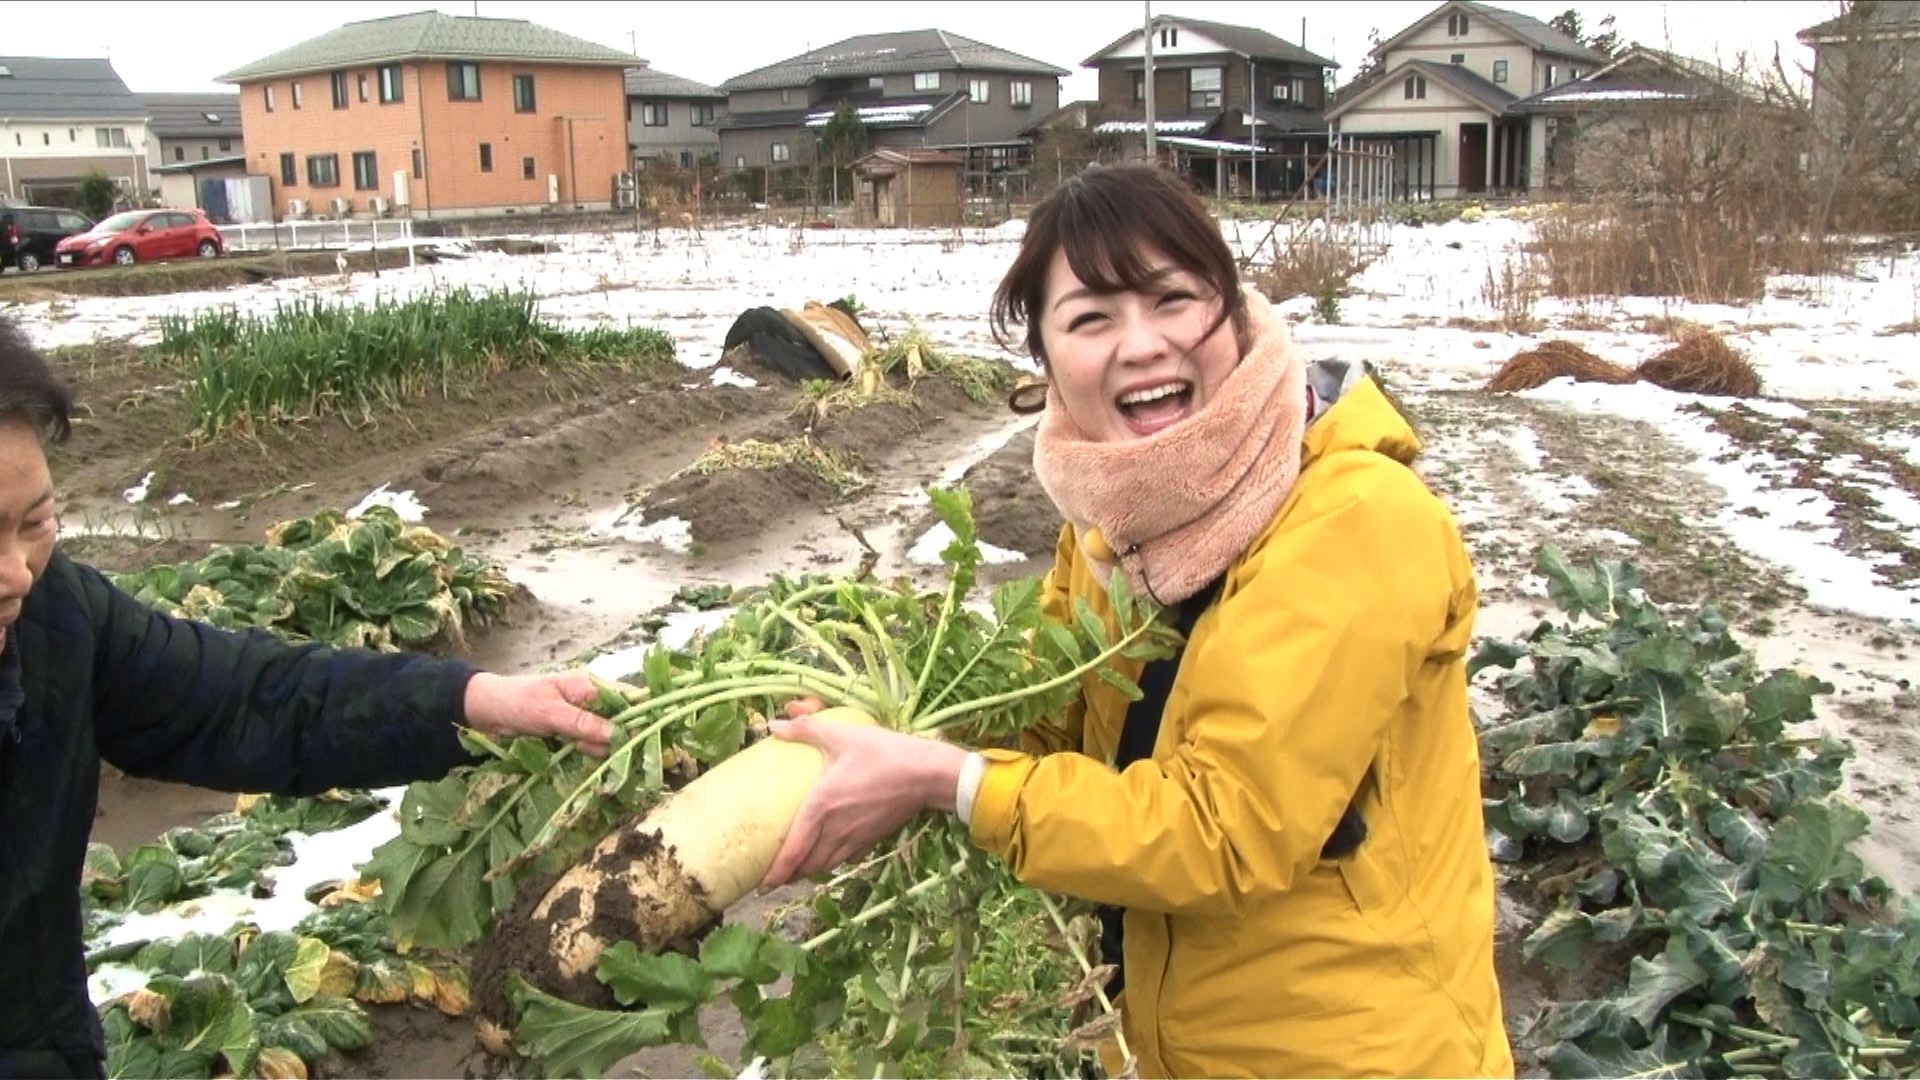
216, 218, 416, 254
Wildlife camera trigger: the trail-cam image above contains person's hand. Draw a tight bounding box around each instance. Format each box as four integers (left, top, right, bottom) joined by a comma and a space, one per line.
760, 717, 967, 889
463, 671, 618, 756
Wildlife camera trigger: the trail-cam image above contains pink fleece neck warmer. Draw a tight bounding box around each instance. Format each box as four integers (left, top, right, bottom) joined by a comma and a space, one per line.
1032, 287, 1308, 605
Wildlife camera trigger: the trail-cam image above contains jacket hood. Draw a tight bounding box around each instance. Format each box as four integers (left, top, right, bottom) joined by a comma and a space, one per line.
1302, 364, 1421, 468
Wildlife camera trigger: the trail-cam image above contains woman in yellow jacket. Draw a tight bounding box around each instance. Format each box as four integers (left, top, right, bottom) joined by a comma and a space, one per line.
762, 164, 1512, 1079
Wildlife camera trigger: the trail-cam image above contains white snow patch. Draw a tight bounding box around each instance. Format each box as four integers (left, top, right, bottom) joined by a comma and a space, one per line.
908, 523, 1029, 567
709, 366, 759, 389
167, 493, 194, 506
88, 963, 153, 1005
123, 472, 155, 504
347, 484, 428, 522
590, 509, 694, 554
1592, 529, 1642, 548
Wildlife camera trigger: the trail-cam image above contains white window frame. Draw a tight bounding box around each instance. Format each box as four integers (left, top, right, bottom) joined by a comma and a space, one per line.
969, 78, 990, 104
913, 71, 940, 91
1493, 60, 1509, 84
772, 142, 791, 163
1010, 79, 1033, 106
642, 102, 668, 127
1188, 66, 1222, 110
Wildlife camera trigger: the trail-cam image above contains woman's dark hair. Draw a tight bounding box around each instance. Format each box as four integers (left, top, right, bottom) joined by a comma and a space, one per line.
991, 164, 1245, 402
0, 316, 75, 443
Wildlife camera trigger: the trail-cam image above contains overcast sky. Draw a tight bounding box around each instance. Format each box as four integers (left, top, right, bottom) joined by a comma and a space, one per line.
5, 1, 1841, 98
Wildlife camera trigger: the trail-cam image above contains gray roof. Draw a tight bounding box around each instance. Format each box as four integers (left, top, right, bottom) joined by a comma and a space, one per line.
625, 65, 723, 100
0, 56, 146, 120
139, 93, 243, 138
1084, 15, 1336, 69
1327, 58, 1515, 120
1511, 46, 1765, 114
721, 29, 1068, 92
219, 11, 639, 82
1379, 2, 1606, 63
1800, 0, 1920, 41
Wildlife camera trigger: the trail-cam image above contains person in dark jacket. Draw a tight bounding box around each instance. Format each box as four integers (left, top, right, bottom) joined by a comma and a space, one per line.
0, 319, 619, 1079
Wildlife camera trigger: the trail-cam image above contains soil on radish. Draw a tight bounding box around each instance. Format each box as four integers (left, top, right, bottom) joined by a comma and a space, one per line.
471, 826, 715, 1034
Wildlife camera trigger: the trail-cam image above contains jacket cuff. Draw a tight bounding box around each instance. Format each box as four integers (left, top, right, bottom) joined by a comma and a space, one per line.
426, 661, 483, 773
953, 751, 988, 825
966, 748, 1036, 853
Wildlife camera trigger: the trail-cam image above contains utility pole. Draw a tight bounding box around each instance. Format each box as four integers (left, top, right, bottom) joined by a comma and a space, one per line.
1143, 1, 1156, 161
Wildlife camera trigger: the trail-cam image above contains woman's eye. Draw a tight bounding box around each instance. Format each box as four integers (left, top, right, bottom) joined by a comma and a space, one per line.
24, 518, 53, 536
1159, 290, 1197, 306
1067, 312, 1106, 331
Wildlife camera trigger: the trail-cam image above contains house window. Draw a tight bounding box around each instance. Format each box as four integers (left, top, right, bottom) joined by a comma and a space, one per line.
1451, 53, 1466, 64
1291, 76, 1307, 102
1571, 68, 1582, 80
1188, 66, 1222, 109
331, 71, 349, 109
1545, 64, 1558, 87
970, 78, 989, 104
914, 72, 940, 91
41, 132, 49, 145
411, 148, 423, 179
1493, 60, 1509, 84
1448, 11, 1470, 36
173, 146, 185, 161
68, 127, 77, 141
772, 142, 791, 163
200, 147, 209, 160
358, 72, 370, 102
352, 151, 378, 190
522, 156, 535, 179
1158, 27, 1179, 49
691, 102, 716, 126
680, 150, 693, 168
1011, 79, 1033, 106
447, 62, 481, 101
280, 152, 296, 186
1404, 74, 1428, 100
291, 82, 303, 109
94, 127, 128, 148
219, 137, 231, 151
514, 74, 536, 112
1271, 79, 1290, 102
868, 76, 885, 89
643, 102, 668, 126
379, 65, 404, 103
264, 84, 275, 112
306, 154, 340, 188
478, 142, 493, 172
780, 88, 792, 104
1132, 71, 1146, 104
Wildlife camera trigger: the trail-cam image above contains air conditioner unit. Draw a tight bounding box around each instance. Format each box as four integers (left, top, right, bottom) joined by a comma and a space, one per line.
286, 198, 309, 219
614, 171, 636, 192
368, 196, 391, 217
612, 173, 637, 210
329, 196, 353, 218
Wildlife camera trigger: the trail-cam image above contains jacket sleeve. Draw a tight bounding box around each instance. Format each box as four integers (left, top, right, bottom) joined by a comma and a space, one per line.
79, 557, 478, 795
969, 455, 1468, 916
1014, 523, 1086, 758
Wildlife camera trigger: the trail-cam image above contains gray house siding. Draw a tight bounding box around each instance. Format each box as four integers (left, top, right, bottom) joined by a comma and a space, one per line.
627, 97, 722, 166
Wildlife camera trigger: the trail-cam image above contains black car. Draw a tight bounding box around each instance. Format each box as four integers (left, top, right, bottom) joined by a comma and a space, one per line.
1, 205, 95, 272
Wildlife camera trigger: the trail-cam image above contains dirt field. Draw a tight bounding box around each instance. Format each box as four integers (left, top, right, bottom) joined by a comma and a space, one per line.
29, 218, 1920, 1077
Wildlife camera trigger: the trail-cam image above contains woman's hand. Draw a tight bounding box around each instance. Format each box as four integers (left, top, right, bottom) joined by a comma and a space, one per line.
760, 714, 968, 889
463, 671, 617, 756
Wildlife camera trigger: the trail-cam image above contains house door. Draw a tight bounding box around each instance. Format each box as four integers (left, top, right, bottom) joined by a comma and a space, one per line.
1459, 123, 1489, 194
875, 179, 895, 226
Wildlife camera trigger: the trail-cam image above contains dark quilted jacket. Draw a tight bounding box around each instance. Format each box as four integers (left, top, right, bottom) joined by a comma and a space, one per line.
0, 549, 476, 1078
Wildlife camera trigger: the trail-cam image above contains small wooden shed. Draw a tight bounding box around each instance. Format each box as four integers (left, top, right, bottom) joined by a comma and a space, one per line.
851, 148, 965, 228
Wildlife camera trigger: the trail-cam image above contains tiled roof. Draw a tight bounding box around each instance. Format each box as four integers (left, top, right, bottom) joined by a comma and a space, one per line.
625, 65, 723, 99
721, 29, 1067, 92
1327, 59, 1515, 120
0, 56, 146, 120
219, 11, 638, 82
1377, 2, 1606, 63
1084, 16, 1336, 69
1800, 0, 1920, 41
139, 93, 243, 138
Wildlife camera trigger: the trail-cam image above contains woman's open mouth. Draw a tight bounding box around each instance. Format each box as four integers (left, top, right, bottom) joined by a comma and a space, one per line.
1116, 379, 1194, 436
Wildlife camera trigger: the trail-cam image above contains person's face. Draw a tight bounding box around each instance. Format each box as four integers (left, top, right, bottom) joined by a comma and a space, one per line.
1037, 247, 1240, 442
0, 420, 57, 655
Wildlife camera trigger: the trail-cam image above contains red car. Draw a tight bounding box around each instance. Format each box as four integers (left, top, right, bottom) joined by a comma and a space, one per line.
55, 209, 223, 268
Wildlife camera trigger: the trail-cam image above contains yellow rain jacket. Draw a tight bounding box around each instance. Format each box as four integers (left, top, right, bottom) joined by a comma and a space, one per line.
969, 377, 1512, 1078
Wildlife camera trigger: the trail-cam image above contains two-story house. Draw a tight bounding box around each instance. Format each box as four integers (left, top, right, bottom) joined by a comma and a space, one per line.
0, 57, 152, 208
1081, 15, 1336, 197
716, 30, 1066, 180
1327, 1, 1605, 197
220, 11, 636, 220
626, 64, 726, 170
1797, 1, 1920, 196
139, 93, 246, 213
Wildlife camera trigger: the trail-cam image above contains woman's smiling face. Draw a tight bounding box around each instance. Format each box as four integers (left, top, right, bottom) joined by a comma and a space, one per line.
1038, 246, 1241, 442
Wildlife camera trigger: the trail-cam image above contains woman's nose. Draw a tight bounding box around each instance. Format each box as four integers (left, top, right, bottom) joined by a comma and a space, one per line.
1114, 307, 1165, 366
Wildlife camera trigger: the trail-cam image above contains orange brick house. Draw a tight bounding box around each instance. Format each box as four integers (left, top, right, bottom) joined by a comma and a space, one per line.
219, 11, 636, 220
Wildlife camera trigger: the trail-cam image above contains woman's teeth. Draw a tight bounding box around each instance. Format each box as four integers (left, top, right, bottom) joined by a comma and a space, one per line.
1118, 381, 1190, 406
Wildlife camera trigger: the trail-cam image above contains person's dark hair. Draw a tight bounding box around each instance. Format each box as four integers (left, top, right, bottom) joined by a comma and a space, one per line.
991, 165, 1245, 411
0, 316, 75, 444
